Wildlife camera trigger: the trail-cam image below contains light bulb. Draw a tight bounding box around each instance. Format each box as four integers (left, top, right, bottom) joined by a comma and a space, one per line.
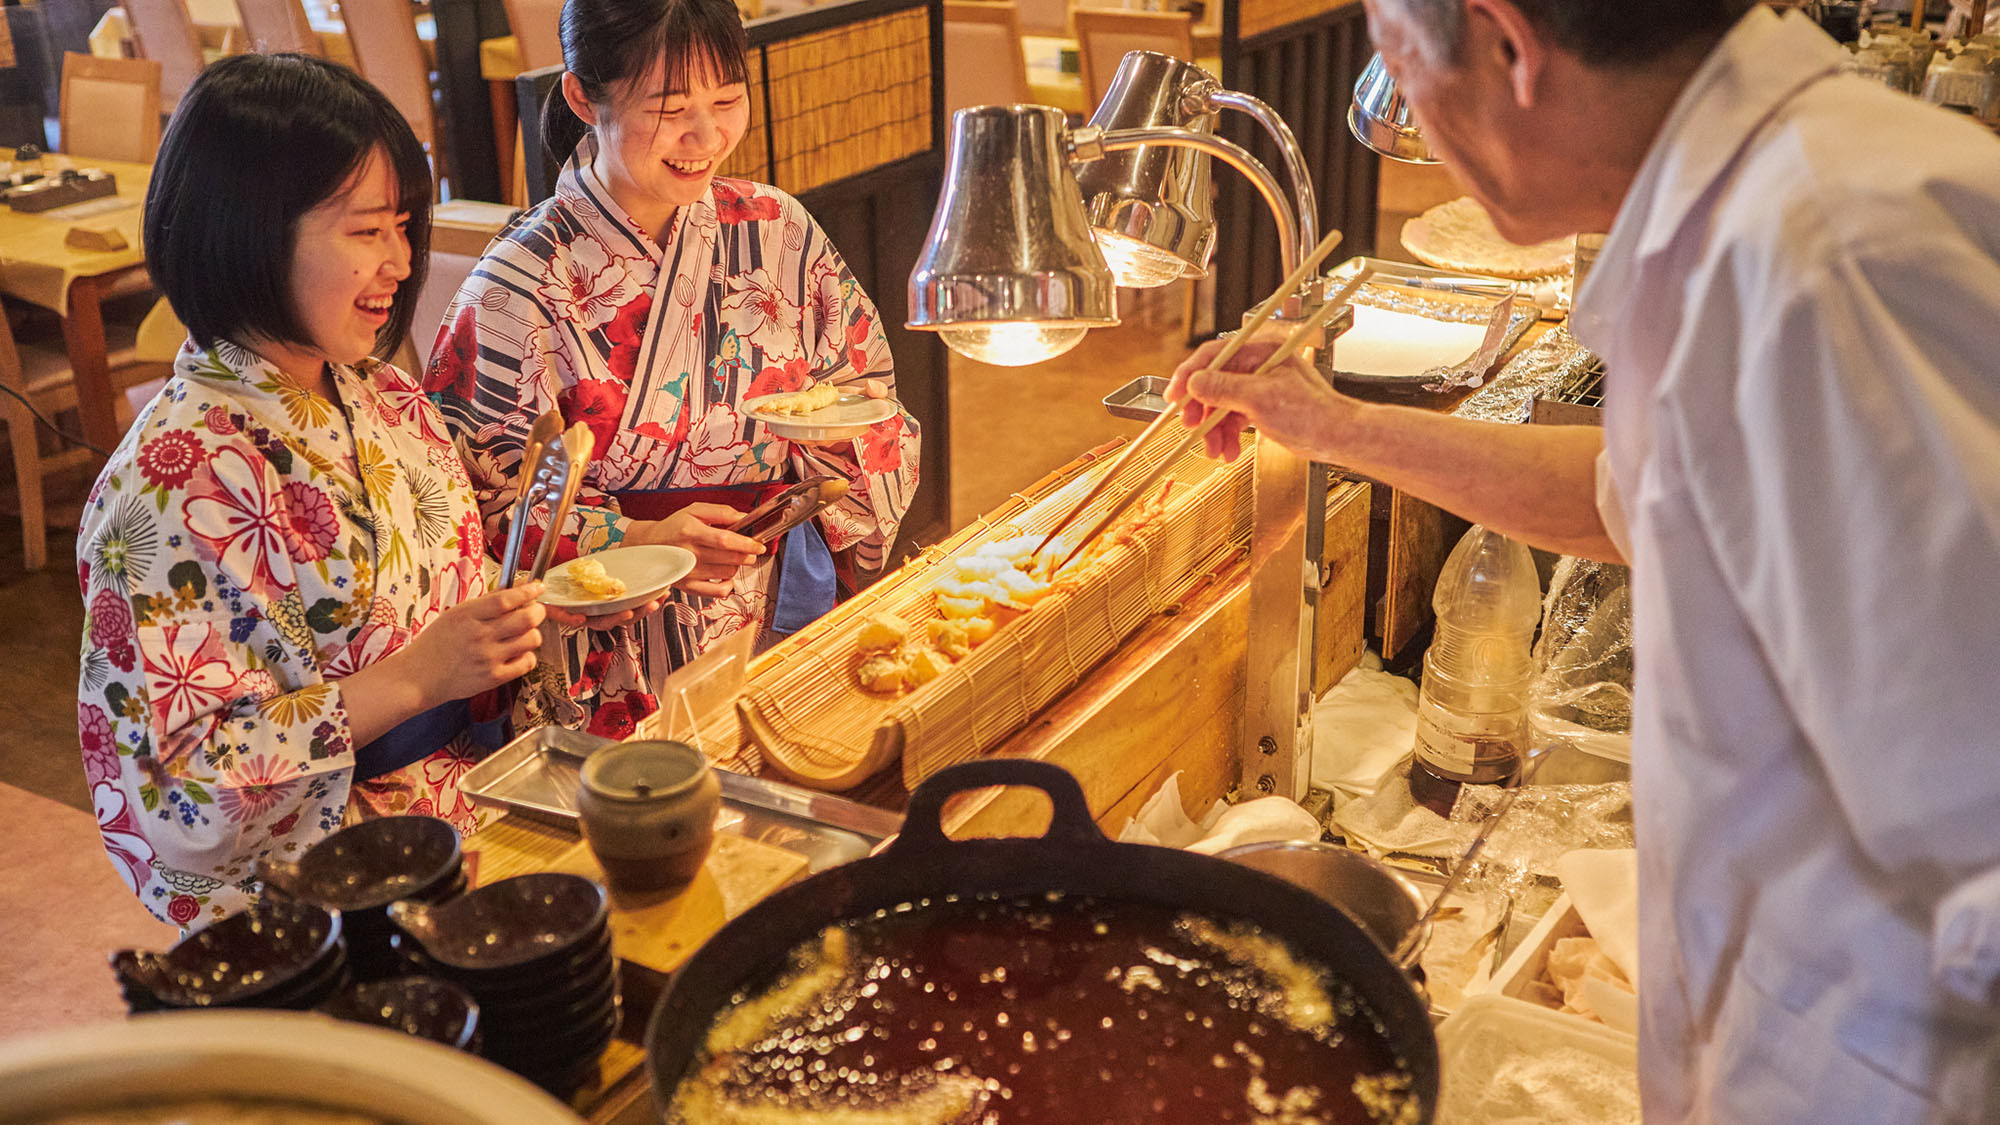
1093, 230, 1192, 289
939, 323, 1090, 366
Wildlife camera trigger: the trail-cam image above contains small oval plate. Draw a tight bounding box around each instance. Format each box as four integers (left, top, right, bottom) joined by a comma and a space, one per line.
745, 392, 897, 442
540, 545, 695, 615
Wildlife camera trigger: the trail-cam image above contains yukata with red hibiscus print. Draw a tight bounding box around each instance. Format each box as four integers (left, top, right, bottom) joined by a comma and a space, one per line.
76, 342, 509, 928
424, 142, 920, 738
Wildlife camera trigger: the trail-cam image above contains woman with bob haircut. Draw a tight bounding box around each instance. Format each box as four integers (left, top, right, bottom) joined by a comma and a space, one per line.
76, 53, 653, 929
425, 0, 920, 739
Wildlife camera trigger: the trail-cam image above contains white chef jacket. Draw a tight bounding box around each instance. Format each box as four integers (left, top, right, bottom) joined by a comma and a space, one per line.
1570, 9, 2000, 1123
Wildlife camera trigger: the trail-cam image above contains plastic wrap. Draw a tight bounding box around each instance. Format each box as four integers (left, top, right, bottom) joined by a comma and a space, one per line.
1528, 557, 1634, 776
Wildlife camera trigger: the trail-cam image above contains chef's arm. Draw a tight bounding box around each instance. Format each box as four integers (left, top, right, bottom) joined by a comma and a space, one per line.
1167, 337, 1621, 563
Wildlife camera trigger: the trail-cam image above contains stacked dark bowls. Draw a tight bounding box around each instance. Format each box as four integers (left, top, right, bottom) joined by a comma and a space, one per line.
322, 975, 482, 1052
256, 815, 465, 981
388, 873, 617, 1092
111, 897, 346, 1012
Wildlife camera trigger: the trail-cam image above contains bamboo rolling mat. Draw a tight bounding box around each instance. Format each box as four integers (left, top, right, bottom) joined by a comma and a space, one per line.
738, 436, 1256, 793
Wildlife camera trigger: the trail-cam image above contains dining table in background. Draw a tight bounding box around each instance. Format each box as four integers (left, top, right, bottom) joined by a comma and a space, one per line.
0, 148, 153, 461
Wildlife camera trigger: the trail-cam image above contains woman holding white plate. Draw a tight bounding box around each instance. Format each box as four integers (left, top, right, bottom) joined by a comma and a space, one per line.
425, 0, 920, 739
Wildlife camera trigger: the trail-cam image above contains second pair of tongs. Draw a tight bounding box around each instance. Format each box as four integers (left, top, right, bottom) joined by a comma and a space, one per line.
730, 477, 849, 545
496, 412, 597, 588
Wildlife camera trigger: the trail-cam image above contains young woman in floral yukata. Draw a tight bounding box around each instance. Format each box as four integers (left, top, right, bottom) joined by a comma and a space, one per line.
75, 55, 655, 928
425, 0, 921, 739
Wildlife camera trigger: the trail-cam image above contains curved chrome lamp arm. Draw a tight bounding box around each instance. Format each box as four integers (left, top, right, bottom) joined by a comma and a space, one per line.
1202, 89, 1320, 265
1070, 124, 1301, 280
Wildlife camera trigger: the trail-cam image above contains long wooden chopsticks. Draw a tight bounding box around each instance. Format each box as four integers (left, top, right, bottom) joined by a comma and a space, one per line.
1029, 228, 1349, 563
1050, 267, 1375, 572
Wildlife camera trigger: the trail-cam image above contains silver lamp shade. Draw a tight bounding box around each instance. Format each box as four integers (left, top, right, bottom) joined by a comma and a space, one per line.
1348, 54, 1437, 164
1074, 51, 1220, 289
908, 105, 1119, 366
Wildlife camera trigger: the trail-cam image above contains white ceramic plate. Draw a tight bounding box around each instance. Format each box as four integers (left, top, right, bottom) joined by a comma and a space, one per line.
744, 392, 897, 441
540, 545, 695, 615
0, 1011, 585, 1123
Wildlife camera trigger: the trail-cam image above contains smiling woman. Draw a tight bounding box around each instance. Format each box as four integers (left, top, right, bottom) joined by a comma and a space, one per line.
75, 54, 574, 929
424, 0, 921, 740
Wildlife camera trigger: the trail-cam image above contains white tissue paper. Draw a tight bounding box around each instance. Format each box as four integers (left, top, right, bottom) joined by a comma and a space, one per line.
1555, 848, 1638, 987
1310, 653, 1422, 802
1116, 771, 1321, 853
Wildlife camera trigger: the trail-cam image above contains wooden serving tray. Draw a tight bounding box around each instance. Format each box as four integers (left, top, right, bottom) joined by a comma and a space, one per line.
738, 437, 1255, 792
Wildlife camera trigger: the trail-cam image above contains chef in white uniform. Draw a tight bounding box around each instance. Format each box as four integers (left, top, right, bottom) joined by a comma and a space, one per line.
1170, 2, 2000, 1121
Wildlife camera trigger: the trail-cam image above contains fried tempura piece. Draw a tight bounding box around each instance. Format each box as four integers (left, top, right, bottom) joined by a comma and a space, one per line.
903, 648, 952, 686
856, 654, 907, 693
927, 618, 971, 660
856, 613, 908, 652
752, 381, 839, 416
962, 616, 996, 646
936, 594, 988, 620
564, 556, 627, 599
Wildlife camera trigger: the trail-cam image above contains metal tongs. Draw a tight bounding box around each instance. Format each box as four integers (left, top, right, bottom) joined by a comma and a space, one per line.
496, 412, 597, 587
729, 477, 849, 546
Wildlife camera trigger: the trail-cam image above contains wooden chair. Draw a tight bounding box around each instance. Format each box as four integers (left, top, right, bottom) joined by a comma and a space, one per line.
2, 300, 180, 570
1010, 0, 1070, 36
943, 2, 1033, 116
501, 0, 564, 71
59, 54, 164, 166
233, 0, 323, 55
1072, 8, 1192, 111
122, 0, 206, 111
341, 0, 439, 155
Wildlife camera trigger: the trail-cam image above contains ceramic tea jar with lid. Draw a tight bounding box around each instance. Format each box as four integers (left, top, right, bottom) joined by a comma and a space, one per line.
577, 740, 722, 896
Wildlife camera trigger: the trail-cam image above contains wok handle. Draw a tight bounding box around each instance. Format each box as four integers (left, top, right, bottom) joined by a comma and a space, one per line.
892, 760, 1106, 852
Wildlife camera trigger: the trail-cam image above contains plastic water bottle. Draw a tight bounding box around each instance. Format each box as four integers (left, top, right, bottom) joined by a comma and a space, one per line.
1408, 525, 1541, 817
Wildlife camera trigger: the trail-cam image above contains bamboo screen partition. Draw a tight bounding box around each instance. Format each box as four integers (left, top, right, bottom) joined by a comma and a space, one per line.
764, 7, 932, 193
736, 436, 1257, 792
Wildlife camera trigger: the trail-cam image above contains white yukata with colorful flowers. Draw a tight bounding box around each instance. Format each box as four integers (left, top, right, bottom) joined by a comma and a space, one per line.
77, 341, 503, 928
425, 142, 920, 739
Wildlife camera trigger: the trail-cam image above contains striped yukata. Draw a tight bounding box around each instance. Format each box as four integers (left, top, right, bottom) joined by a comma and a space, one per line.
424, 143, 920, 738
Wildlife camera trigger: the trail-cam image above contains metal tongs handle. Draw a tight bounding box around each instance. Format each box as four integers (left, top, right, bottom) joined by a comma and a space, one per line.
498, 412, 564, 590
730, 477, 848, 545
529, 423, 595, 583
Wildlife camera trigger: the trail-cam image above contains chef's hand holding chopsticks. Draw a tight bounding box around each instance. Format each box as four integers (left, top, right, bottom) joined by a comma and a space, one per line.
1167, 335, 1357, 464
627, 502, 768, 598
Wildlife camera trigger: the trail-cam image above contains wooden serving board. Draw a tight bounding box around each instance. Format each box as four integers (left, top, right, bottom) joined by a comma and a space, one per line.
466, 816, 809, 977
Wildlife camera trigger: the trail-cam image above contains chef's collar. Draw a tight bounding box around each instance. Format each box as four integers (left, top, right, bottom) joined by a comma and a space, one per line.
1572, 7, 1843, 341
1625, 8, 1843, 261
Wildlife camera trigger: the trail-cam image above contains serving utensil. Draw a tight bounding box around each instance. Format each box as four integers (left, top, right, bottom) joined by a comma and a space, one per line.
1051, 267, 1374, 572
497, 412, 563, 590
728, 477, 849, 546
528, 423, 596, 583
1028, 227, 1349, 564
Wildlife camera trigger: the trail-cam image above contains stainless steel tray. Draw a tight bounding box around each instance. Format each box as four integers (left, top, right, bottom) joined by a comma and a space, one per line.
1103, 375, 1172, 421
461, 726, 904, 872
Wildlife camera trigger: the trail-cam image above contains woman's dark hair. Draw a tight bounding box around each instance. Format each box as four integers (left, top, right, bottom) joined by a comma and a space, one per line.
144, 52, 432, 357
541, 0, 751, 165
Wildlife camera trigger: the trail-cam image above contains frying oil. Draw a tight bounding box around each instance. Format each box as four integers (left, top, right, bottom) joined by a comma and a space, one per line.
672, 894, 1417, 1124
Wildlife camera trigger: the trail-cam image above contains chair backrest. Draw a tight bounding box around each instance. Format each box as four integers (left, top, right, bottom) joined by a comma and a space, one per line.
60, 52, 163, 164
1012, 0, 1070, 37
340, 0, 435, 147
500, 0, 565, 72
515, 63, 565, 204
122, 0, 205, 110
1073, 8, 1192, 111
233, 0, 321, 55
942, 2, 1031, 116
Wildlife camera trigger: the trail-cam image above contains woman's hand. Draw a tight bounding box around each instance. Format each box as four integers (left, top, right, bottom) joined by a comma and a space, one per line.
1166, 336, 1353, 464
544, 597, 666, 631
627, 502, 766, 598
403, 584, 549, 702
342, 583, 549, 746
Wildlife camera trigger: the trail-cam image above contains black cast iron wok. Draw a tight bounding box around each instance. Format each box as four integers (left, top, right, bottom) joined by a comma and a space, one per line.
644, 759, 1439, 1121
